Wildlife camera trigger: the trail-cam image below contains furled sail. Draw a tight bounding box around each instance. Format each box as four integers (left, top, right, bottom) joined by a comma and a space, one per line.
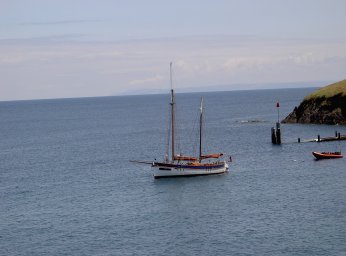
200, 153, 224, 159
174, 155, 198, 161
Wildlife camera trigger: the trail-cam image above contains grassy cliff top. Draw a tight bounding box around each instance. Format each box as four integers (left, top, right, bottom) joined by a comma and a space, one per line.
304, 79, 346, 100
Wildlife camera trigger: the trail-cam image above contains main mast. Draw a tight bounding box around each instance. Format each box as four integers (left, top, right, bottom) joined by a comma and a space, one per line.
170, 62, 175, 162
199, 97, 203, 162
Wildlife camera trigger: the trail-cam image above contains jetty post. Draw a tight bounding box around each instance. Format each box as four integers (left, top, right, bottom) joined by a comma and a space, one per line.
271, 127, 277, 144
271, 101, 282, 145
276, 122, 281, 144
294, 132, 345, 144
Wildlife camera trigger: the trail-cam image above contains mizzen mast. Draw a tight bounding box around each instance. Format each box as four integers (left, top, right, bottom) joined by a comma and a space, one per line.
199, 97, 203, 162
170, 62, 175, 162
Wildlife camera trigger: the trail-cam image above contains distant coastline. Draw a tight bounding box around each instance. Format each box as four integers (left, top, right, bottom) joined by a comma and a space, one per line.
0, 80, 330, 102
118, 80, 328, 96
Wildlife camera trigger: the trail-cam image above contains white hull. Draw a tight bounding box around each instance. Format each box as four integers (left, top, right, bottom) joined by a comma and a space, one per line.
152, 162, 229, 178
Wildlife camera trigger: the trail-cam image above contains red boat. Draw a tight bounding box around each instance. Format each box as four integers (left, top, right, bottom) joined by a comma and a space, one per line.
312, 151, 343, 160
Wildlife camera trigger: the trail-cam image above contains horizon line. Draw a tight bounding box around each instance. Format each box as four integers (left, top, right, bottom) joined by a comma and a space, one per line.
0, 84, 323, 103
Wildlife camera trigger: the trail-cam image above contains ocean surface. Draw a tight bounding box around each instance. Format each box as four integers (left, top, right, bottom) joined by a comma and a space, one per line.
1, 88, 345, 256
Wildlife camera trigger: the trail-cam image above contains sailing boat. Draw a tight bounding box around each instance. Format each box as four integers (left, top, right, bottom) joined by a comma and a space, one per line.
152, 63, 229, 178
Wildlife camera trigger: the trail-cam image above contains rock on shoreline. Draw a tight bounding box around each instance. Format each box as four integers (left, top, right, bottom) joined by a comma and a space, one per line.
282, 79, 346, 125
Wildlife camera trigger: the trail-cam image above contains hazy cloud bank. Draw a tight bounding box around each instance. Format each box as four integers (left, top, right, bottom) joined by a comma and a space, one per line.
1, 35, 345, 101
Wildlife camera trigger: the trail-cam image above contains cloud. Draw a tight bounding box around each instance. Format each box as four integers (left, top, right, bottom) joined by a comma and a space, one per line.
0, 35, 346, 100
130, 75, 165, 85
323, 56, 346, 64
223, 57, 263, 71
0, 34, 86, 45
20, 19, 101, 26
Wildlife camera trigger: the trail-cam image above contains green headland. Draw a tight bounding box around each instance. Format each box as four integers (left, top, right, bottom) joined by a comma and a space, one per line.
282, 79, 346, 125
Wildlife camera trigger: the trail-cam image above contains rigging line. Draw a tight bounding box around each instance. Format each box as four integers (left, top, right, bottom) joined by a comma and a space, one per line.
165, 92, 171, 162
202, 103, 211, 156
170, 64, 182, 156
170, 62, 175, 161
193, 110, 200, 158
199, 97, 203, 161
189, 107, 200, 157
170, 62, 173, 91
165, 62, 174, 161
201, 102, 210, 155
175, 96, 182, 155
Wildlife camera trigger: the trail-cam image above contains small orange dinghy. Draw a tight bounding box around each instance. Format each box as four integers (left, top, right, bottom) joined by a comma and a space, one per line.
312, 151, 343, 160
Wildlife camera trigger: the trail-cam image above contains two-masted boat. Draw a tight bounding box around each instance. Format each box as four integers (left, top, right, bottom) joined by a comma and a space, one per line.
152, 63, 229, 178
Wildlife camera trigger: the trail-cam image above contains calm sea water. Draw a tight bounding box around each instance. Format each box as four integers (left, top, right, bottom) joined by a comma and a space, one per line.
1, 88, 345, 256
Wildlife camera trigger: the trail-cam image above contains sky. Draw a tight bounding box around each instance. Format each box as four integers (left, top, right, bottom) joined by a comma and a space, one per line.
1, 0, 346, 101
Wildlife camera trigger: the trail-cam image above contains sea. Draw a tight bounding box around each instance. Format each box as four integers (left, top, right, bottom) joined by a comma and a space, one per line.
1, 88, 345, 256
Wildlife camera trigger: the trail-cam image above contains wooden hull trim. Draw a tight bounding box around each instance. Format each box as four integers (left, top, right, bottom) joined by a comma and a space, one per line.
312, 151, 343, 160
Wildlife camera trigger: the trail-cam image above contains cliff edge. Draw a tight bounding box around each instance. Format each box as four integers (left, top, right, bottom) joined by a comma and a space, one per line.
282, 79, 346, 125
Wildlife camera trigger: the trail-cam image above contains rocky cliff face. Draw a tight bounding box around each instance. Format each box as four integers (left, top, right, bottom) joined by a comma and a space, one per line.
282, 80, 346, 125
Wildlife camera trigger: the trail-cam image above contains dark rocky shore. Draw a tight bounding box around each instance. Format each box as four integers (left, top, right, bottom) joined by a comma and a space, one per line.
282, 79, 346, 125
